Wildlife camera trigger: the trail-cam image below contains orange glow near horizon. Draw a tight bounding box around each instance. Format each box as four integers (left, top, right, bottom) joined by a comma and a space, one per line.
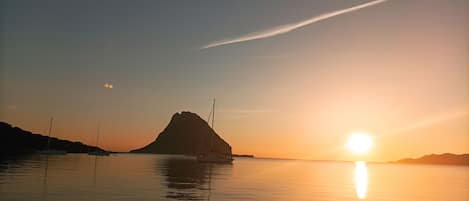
2, 105, 468, 162
1, 105, 468, 162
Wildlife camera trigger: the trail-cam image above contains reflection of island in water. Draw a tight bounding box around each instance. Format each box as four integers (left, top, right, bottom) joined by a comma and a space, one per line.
354, 161, 368, 199
158, 156, 231, 201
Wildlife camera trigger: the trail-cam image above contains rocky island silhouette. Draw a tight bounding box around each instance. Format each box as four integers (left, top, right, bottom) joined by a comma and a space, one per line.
131, 111, 232, 156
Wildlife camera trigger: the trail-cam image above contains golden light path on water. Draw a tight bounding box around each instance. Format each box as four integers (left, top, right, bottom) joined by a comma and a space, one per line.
354, 161, 368, 199
345, 132, 371, 199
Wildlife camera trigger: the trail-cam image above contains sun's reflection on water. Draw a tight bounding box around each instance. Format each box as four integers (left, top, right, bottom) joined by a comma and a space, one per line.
354, 161, 368, 199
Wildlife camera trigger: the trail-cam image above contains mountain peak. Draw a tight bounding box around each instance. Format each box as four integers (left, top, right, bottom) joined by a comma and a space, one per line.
131, 111, 231, 155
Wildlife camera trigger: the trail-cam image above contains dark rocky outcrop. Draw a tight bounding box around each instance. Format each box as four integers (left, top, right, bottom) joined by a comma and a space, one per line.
130, 111, 232, 155
0, 122, 107, 154
396, 153, 469, 166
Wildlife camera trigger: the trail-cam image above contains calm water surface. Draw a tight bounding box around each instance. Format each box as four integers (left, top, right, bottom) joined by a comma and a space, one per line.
0, 154, 468, 201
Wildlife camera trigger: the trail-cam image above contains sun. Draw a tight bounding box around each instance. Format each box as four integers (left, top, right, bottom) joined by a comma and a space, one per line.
347, 132, 372, 154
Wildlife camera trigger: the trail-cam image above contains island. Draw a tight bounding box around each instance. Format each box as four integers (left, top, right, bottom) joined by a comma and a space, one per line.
396, 153, 469, 166
130, 111, 232, 156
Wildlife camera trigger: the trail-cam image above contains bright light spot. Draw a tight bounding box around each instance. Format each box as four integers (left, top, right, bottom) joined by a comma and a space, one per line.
347, 132, 372, 154
355, 161, 368, 199
104, 83, 114, 89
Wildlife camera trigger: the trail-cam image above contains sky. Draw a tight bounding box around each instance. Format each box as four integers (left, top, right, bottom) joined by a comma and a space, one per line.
1, 0, 468, 162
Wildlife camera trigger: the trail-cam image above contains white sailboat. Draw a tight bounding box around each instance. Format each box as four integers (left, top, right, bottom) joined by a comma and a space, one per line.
197, 99, 233, 163
38, 117, 67, 155
88, 123, 110, 156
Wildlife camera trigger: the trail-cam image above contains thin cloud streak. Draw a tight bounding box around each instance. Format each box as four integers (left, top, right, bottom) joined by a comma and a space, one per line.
201, 0, 387, 49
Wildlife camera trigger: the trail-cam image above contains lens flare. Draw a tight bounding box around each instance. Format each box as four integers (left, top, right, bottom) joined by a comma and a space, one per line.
104, 83, 114, 89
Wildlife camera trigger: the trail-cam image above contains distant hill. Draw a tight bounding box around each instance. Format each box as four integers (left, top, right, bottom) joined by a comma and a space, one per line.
0, 122, 107, 154
130, 111, 232, 155
396, 153, 469, 166
233, 154, 254, 158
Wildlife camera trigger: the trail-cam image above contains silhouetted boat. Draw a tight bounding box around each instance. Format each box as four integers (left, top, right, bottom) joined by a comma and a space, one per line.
88, 124, 110, 156
197, 99, 233, 163
38, 117, 67, 155
88, 151, 110, 156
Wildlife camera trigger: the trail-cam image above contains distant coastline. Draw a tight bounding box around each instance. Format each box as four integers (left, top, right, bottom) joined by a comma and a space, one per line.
395, 153, 469, 166
232, 154, 255, 158
0, 122, 108, 154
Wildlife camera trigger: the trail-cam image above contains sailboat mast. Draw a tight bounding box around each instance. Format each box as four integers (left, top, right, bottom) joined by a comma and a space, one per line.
95, 123, 100, 152
209, 98, 215, 150
207, 108, 213, 125
211, 98, 215, 129
46, 117, 54, 150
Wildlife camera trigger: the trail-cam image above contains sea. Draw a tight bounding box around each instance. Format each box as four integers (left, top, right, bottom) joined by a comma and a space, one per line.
0, 154, 468, 201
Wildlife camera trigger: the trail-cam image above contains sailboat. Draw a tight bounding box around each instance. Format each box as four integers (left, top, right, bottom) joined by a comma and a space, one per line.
197, 99, 233, 163
38, 117, 67, 155
88, 124, 110, 156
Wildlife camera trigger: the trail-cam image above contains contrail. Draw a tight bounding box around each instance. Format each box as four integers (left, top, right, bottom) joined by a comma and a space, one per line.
201, 0, 387, 49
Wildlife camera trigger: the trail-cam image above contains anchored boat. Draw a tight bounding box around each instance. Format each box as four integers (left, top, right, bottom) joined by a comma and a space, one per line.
196, 99, 233, 163
38, 117, 67, 155
88, 124, 110, 156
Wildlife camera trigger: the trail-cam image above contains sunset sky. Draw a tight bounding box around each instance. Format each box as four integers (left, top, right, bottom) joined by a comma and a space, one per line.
1, 0, 467, 162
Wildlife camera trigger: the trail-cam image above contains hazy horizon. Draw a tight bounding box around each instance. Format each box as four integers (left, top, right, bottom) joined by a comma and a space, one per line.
1, 0, 468, 162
